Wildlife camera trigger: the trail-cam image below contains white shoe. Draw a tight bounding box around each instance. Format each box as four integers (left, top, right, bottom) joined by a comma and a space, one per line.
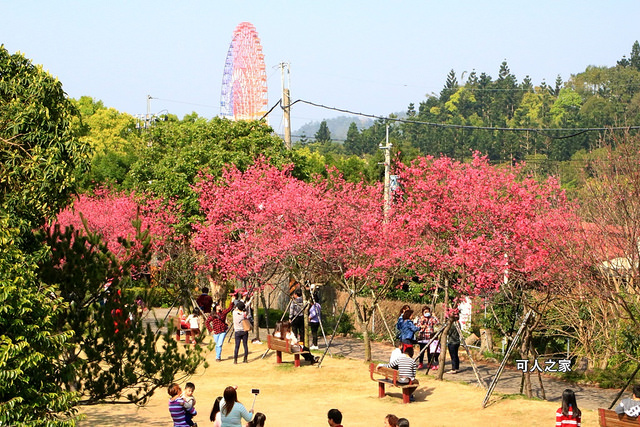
310, 345, 318, 350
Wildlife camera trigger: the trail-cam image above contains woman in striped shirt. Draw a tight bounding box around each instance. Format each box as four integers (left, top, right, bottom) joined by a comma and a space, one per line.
168, 383, 196, 427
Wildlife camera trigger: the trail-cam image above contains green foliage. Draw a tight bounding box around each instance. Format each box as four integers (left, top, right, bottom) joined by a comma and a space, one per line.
125, 116, 304, 230
324, 311, 355, 335
71, 97, 145, 189
256, 308, 284, 328
386, 280, 434, 304
0, 217, 80, 426
0, 45, 91, 230
0, 45, 90, 425
314, 120, 332, 143
38, 221, 206, 405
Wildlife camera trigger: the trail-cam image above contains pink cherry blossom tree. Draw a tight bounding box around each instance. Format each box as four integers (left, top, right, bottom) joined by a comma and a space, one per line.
395, 153, 580, 384
53, 188, 179, 263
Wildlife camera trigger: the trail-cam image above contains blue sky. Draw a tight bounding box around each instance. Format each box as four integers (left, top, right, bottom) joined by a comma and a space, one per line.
2, 1, 639, 134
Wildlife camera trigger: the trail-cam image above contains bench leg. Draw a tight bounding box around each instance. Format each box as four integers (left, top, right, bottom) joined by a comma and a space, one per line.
294, 354, 301, 367
176, 330, 181, 342
276, 351, 282, 364
402, 389, 411, 404
378, 383, 386, 398
185, 330, 192, 344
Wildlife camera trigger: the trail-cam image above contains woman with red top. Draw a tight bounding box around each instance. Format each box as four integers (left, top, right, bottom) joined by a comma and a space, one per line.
205, 298, 234, 362
555, 389, 581, 427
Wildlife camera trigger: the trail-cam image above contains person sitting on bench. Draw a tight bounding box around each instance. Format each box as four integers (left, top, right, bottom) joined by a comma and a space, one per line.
378, 346, 419, 401
274, 321, 318, 364
615, 384, 640, 417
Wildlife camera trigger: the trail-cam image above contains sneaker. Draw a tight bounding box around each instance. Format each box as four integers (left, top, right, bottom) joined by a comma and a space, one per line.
417, 363, 423, 369
410, 395, 415, 402
431, 365, 438, 371
310, 345, 319, 350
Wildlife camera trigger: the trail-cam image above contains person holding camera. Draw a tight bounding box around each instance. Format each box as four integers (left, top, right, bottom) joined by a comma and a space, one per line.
205, 298, 234, 362
219, 386, 253, 427
232, 301, 250, 364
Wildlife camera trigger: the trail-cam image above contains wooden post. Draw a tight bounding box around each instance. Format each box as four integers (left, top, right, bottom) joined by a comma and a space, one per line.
456, 321, 486, 389
482, 310, 533, 408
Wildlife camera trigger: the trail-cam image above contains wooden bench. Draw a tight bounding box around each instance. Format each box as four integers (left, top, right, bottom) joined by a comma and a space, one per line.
599, 408, 640, 426
172, 317, 199, 344
369, 363, 419, 404
267, 335, 308, 367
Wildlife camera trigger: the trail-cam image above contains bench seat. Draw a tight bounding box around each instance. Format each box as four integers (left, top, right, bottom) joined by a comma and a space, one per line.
172, 317, 199, 344
369, 363, 418, 404
267, 335, 309, 367
599, 408, 640, 426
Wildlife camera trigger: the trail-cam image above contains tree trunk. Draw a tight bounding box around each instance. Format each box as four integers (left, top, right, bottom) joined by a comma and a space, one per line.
437, 321, 452, 380
520, 328, 532, 398
480, 328, 493, 353
436, 279, 450, 380
253, 288, 260, 341
208, 276, 226, 306
352, 296, 373, 361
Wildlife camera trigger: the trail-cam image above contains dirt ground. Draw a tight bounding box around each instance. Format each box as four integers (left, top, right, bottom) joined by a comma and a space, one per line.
77, 335, 600, 427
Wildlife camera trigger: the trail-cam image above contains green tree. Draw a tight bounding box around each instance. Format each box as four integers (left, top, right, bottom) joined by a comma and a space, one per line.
126, 115, 302, 230
39, 221, 205, 405
440, 69, 459, 102
631, 40, 640, 71
314, 120, 332, 143
70, 97, 146, 189
0, 45, 90, 426
343, 122, 362, 155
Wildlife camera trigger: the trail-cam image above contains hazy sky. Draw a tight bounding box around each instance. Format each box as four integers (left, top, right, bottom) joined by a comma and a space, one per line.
3, 1, 639, 134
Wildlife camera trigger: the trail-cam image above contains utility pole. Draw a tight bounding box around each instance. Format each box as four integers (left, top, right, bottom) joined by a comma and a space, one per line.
379, 124, 392, 218
279, 62, 292, 149
147, 94, 152, 124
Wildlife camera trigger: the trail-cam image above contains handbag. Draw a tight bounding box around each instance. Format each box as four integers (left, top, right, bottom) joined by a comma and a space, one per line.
242, 318, 252, 332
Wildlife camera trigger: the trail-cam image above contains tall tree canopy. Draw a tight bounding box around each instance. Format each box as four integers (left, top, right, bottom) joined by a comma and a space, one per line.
0, 45, 90, 426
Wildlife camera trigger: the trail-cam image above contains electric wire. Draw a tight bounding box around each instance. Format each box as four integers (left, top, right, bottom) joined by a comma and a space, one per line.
266, 98, 640, 140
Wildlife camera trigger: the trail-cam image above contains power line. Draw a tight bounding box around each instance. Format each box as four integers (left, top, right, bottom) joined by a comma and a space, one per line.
266, 98, 640, 140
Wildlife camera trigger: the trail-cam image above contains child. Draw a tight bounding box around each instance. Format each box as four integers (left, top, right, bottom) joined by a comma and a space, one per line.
183, 382, 197, 427
246, 412, 266, 427
555, 389, 581, 427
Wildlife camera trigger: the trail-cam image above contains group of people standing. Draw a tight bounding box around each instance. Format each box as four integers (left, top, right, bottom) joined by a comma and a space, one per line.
196, 288, 254, 364
395, 305, 461, 375
196, 285, 322, 365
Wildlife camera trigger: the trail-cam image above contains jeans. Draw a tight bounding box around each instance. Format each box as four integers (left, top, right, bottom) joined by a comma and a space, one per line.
234, 330, 249, 360
213, 331, 226, 359
448, 343, 460, 370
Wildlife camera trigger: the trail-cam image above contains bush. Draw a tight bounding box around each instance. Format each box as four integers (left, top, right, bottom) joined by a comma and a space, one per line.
257, 307, 284, 328
324, 311, 355, 335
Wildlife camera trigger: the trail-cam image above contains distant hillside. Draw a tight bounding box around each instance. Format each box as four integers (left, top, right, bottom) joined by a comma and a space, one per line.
293, 116, 374, 142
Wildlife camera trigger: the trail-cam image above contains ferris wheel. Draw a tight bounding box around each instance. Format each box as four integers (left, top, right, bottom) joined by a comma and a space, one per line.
220, 22, 268, 121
